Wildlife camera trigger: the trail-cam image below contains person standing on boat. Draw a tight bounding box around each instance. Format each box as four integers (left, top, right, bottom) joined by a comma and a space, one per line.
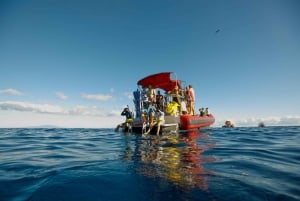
180, 98, 187, 115
188, 85, 195, 115
171, 85, 181, 104
141, 86, 149, 109
147, 85, 155, 103
115, 107, 133, 132
184, 86, 191, 114
155, 90, 164, 111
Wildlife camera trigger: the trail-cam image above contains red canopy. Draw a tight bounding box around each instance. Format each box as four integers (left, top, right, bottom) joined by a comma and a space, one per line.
137, 72, 181, 91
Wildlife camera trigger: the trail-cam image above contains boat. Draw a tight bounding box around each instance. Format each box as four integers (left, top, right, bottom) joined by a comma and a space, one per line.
222, 120, 235, 128
122, 72, 215, 134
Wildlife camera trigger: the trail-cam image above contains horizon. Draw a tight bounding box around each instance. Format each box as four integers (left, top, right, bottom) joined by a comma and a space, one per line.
0, 109, 299, 128
1, 123, 299, 129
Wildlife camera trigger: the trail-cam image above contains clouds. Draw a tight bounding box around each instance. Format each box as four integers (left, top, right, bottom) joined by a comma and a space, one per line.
0, 87, 131, 119
69, 105, 112, 116
55, 92, 114, 101
0, 100, 124, 128
215, 115, 300, 127
0, 110, 121, 128
0, 88, 24, 96
123, 92, 133, 100
0, 100, 299, 128
81, 93, 113, 101
56, 92, 68, 100
0, 87, 126, 127
0, 101, 67, 114
2, 88, 297, 128
0, 88, 117, 102
0, 101, 119, 118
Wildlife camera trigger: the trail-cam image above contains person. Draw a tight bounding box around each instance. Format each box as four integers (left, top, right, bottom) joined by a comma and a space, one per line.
205, 107, 210, 116
222, 120, 234, 128
181, 99, 187, 115
184, 86, 189, 99
141, 109, 148, 133
184, 86, 191, 114
115, 107, 133, 132
141, 109, 148, 124
141, 86, 149, 109
145, 108, 165, 135
199, 108, 205, 116
171, 85, 181, 104
147, 103, 156, 126
187, 85, 195, 115
147, 85, 155, 103
155, 90, 164, 111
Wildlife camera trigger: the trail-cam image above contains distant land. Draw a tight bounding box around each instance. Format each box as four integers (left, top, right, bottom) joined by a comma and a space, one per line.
27, 125, 62, 128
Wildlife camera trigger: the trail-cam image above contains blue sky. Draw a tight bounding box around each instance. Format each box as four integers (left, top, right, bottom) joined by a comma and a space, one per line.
1, 0, 299, 128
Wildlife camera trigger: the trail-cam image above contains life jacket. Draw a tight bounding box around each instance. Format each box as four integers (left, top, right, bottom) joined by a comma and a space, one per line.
166, 101, 179, 115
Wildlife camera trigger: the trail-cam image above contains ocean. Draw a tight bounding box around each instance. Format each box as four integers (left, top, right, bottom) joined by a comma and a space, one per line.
0, 126, 299, 201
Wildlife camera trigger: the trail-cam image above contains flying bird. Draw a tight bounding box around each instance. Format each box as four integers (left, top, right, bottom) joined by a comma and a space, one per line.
215, 29, 220, 34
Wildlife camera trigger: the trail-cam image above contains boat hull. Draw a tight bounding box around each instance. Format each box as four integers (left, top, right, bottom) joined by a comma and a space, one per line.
179, 115, 215, 130
123, 120, 178, 134
122, 115, 214, 134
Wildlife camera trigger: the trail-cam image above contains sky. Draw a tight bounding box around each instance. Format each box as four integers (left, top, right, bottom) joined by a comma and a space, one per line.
0, 0, 299, 128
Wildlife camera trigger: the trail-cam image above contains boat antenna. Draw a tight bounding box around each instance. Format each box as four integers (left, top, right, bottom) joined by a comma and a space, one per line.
173, 72, 179, 87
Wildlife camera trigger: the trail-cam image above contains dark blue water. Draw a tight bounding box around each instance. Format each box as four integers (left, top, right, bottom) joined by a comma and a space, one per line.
0, 127, 299, 201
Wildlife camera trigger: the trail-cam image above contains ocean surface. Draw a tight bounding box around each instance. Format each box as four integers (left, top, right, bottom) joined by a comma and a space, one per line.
0, 126, 299, 201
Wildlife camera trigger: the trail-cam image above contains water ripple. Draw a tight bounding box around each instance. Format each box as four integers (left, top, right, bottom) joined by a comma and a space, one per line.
0, 127, 299, 201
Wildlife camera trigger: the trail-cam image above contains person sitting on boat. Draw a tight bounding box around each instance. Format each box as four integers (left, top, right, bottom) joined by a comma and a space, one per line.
115, 107, 133, 132
145, 108, 165, 135
199, 108, 205, 116
205, 107, 210, 116
155, 90, 164, 111
141, 109, 148, 124
147, 103, 156, 126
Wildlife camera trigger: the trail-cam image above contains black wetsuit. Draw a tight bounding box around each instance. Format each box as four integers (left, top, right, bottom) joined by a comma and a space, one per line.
121, 110, 132, 119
